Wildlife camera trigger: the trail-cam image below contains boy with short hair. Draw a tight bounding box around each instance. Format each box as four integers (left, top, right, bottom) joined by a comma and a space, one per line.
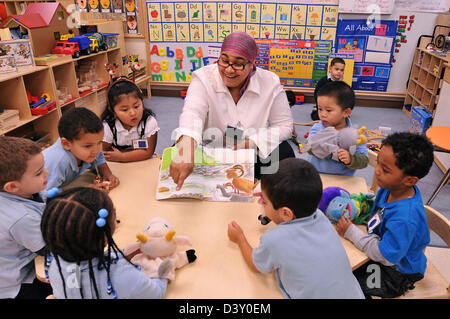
0, 136, 52, 299
227, 158, 364, 299
311, 57, 346, 120
43, 107, 119, 190
336, 132, 434, 298
307, 80, 368, 176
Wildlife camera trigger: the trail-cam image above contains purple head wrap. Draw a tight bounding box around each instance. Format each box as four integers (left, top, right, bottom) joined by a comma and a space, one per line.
220, 32, 258, 94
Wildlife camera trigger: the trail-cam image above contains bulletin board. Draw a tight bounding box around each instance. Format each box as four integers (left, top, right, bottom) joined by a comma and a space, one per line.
147, 0, 340, 85
336, 19, 398, 91
255, 39, 332, 87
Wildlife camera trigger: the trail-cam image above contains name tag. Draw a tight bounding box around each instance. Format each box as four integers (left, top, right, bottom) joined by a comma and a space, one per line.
133, 139, 148, 149
367, 207, 385, 234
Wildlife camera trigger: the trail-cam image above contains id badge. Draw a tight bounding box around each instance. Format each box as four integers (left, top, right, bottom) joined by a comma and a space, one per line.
133, 139, 148, 149
367, 207, 385, 234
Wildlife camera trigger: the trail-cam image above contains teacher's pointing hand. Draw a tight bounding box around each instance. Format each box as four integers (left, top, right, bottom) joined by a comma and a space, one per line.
169, 136, 195, 190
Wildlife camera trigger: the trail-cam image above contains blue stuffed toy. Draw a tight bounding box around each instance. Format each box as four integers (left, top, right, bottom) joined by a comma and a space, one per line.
318, 187, 358, 223
318, 186, 375, 224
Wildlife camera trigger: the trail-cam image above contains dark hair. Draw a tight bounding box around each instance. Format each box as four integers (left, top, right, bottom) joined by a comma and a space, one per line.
102, 78, 155, 128
41, 187, 131, 299
0, 136, 41, 189
261, 158, 323, 218
382, 132, 434, 179
330, 57, 345, 66
285, 90, 296, 107
317, 81, 355, 110
58, 107, 103, 141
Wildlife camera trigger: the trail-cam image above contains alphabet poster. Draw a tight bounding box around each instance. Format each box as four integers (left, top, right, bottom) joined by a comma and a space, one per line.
336, 19, 398, 91
147, 0, 339, 84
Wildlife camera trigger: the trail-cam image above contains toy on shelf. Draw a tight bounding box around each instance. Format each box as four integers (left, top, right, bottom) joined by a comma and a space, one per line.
124, 217, 197, 280
55, 82, 72, 106
0, 108, 20, 131
68, 36, 93, 55
52, 41, 81, 58
82, 32, 111, 51
318, 186, 375, 225
75, 59, 102, 94
27, 91, 56, 115
301, 126, 368, 161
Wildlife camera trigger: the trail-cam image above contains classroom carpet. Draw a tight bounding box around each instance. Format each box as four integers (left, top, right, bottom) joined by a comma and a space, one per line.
145, 96, 450, 247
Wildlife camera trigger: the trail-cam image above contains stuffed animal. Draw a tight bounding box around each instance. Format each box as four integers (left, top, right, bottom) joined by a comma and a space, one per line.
124, 217, 197, 280
318, 186, 374, 224
302, 126, 367, 161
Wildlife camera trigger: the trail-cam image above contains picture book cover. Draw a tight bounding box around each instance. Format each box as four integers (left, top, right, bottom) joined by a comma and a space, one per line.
156, 147, 258, 202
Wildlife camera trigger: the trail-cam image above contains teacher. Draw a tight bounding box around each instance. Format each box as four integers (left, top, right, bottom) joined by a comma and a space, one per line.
170, 32, 294, 190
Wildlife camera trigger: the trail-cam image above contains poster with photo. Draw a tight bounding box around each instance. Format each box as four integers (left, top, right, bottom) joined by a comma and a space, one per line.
126, 0, 138, 34
87, 0, 100, 13
75, 0, 89, 12
336, 19, 397, 91
100, 0, 112, 13
112, 0, 124, 13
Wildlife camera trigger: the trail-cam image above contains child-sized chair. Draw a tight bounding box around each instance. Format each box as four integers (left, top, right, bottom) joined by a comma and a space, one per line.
396, 205, 450, 299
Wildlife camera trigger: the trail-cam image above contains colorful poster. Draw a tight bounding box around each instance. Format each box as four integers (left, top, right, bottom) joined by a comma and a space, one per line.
126, 0, 139, 34
336, 19, 398, 91
328, 53, 354, 87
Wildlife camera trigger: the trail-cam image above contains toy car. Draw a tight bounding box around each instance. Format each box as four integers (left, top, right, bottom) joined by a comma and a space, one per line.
83, 32, 108, 51
89, 37, 99, 53
68, 36, 92, 55
52, 41, 81, 58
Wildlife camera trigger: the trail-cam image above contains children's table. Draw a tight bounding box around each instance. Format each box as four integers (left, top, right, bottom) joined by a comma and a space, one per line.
426, 126, 450, 205
36, 158, 370, 298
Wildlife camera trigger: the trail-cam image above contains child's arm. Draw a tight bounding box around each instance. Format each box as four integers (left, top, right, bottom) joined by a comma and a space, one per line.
103, 133, 158, 162
97, 162, 120, 189
227, 221, 260, 273
336, 216, 394, 266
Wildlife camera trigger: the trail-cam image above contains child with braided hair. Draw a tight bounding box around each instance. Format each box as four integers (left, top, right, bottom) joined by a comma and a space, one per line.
41, 187, 169, 299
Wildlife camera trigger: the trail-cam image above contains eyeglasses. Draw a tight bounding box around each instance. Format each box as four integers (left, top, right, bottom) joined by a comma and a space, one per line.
217, 57, 250, 71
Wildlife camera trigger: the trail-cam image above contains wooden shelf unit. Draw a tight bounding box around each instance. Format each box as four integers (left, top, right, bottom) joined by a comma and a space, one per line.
0, 48, 122, 143
403, 48, 450, 118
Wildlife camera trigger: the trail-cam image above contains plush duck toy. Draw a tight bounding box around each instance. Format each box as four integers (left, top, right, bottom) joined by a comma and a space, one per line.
124, 217, 197, 280
302, 126, 367, 161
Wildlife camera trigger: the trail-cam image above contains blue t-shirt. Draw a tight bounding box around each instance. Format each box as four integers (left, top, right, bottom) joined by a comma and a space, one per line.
307, 118, 368, 176
252, 210, 364, 299
369, 186, 429, 275
43, 138, 106, 190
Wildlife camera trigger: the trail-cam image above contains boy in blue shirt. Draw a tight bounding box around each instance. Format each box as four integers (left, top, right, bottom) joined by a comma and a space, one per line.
0, 136, 52, 299
307, 81, 368, 176
43, 107, 119, 191
227, 158, 364, 299
336, 132, 434, 298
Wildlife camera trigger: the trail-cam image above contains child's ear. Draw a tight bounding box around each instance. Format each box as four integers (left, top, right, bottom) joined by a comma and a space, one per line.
403, 175, 419, 187
60, 137, 72, 151
344, 108, 352, 118
279, 207, 295, 222
3, 181, 20, 194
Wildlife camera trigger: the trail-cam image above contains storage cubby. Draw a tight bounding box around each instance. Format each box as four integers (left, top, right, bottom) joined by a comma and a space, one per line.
403, 48, 448, 117
0, 76, 30, 123
53, 62, 79, 107
23, 68, 56, 106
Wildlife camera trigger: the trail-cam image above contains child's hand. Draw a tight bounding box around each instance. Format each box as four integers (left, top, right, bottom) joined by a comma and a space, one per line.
337, 149, 352, 165
227, 221, 245, 244
104, 147, 123, 162
102, 174, 120, 190
336, 215, 353, 237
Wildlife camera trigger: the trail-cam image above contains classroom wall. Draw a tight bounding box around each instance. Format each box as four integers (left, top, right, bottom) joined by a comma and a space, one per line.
127, 2, 448, 93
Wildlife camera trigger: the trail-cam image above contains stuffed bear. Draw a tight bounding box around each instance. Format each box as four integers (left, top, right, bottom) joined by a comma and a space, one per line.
302, 126, 367, 161
124, 217, 197, 280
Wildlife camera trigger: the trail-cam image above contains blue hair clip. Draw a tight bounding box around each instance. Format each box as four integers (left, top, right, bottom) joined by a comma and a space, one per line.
96, 208, 109, 227
46, 187, 62, 199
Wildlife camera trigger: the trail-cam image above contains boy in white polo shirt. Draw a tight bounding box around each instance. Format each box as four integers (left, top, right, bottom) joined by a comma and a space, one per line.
0, 136, 52, 299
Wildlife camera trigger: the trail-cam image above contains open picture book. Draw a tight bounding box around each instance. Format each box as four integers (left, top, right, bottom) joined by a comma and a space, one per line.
156, 147, 258, 202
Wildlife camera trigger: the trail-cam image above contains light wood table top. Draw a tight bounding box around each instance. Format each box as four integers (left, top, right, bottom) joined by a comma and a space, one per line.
37, 158, 370, 298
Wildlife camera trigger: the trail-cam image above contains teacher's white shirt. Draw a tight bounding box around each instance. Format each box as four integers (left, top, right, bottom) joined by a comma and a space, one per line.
173, 64, 293, 158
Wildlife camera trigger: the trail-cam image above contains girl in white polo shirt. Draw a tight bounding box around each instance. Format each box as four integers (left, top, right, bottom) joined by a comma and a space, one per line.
102, 78, 159, 162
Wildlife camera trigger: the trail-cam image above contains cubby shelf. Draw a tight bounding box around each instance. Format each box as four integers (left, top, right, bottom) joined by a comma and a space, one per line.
0, 48, 122, 142
403, 48, 449, 118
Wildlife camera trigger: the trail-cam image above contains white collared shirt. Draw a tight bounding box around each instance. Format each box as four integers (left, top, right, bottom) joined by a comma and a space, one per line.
102, 116, 159, 146
173, 64, 293, 158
